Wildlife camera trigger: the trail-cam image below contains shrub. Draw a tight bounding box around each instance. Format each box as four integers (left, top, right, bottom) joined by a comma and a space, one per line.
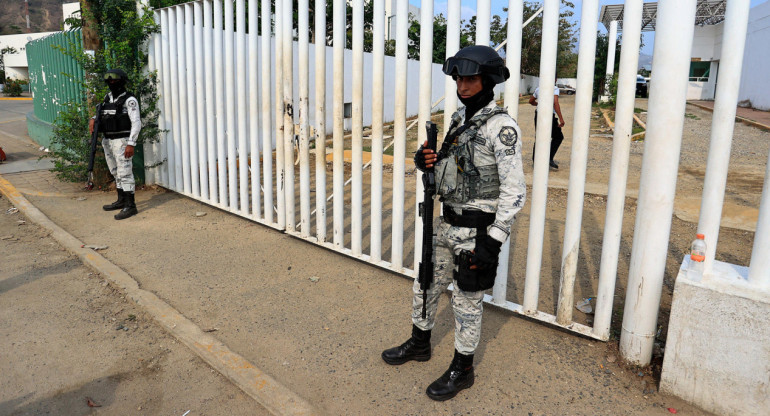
2, 79, 22, 97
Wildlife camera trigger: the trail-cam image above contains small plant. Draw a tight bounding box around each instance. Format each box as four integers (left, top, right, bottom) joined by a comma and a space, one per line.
684, 113, 701, 120
2, 79, 22, 97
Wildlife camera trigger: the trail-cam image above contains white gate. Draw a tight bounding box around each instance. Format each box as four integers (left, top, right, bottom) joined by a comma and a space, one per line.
145, 0, 764, 365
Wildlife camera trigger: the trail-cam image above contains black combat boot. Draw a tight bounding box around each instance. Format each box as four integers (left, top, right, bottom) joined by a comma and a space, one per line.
381, 325, 431, 365
114, 191, 138, 220
425, 349, 474, 401
102, 188, 126, 211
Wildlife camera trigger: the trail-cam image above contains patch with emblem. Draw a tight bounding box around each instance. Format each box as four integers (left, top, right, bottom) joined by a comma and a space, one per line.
499, 126, 518, 146
505, 148, 516, 155
127, 99, 138, 108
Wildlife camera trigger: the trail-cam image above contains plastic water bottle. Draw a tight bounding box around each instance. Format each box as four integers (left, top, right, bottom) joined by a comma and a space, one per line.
687, 234, 706, 282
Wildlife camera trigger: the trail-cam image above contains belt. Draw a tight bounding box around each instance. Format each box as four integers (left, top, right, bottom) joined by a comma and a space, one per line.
443, 205, 495, 229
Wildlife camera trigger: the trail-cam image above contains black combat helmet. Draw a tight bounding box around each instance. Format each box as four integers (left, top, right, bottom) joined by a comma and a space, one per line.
103, 68, 128, 86
442, 45, 510, 84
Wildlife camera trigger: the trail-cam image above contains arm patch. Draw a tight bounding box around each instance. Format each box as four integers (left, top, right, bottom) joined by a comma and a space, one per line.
498, 126, 518, 146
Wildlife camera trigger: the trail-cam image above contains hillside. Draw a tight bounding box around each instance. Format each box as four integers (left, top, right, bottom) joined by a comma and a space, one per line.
0, 0, 65, 36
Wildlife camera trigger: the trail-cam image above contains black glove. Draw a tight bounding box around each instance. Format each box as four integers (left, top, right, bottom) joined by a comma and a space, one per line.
472, 234, 502, 270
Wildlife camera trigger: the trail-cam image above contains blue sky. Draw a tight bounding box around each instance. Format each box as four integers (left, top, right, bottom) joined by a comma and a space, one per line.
410, 0, 769, 56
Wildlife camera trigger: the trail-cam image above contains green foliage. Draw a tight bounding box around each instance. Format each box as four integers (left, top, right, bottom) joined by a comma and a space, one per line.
48, 0, 166, 185
2, 79, 22, 96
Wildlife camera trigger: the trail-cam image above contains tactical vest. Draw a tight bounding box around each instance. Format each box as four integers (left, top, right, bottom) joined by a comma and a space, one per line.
434, 106, 508, 204
100, 93, 134, 139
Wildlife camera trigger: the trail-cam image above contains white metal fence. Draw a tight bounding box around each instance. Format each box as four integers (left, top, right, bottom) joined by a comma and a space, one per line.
146, 0, 765, 365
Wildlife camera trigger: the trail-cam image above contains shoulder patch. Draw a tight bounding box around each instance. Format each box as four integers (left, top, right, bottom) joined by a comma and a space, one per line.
127, 99, 138, 108
498, 126, 518, 146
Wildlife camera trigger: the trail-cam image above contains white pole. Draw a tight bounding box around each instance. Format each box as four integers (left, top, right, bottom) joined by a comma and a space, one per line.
391, 0, 409, 271
225, 0, 238, 210
236, 0, 249, 213
160, 9, 176, 190
282, 0, 295, 232
620, 0, 697, 366
214, 0, 227, 206
147, 16, 158, 185
601, 20, 618, 102
749, 152, 770, 288
176, 7, 190, 194
351, 0, 364, 255
476, 0, 491, 46
249, 0, 261, 219
154, 11, 169, 187
591, 0, 643, 334
699, 0, 751, 276
298, 0, 311, 237
370, 0, 384, 261
493, 0, 524, 306
332, 0, 344, 248
523, 0, 559, 314
185, 3, 199, 197
443, 0, 460, 133
194, 1, 208, 202
261, 0, 273, 223
204, 0, 218, 203
314, 0, 327, 241
274, 0, 286, 228
413, 0, 434, 272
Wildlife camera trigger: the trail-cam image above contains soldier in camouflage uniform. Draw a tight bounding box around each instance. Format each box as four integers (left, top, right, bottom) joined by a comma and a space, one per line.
90, 69, 141, 220
382, 46, 526, 401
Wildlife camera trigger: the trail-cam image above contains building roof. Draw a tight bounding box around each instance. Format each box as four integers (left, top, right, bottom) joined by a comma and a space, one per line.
599, 0, 727, 33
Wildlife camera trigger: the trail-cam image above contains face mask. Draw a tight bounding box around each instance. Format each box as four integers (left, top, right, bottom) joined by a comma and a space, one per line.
107, 81, 126, 96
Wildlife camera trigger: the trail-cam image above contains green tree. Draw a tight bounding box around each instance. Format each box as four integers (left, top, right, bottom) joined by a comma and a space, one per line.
0, 46, 18, 82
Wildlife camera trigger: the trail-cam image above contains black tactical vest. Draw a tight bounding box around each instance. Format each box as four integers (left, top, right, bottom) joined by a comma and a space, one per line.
100, 92, 134, 139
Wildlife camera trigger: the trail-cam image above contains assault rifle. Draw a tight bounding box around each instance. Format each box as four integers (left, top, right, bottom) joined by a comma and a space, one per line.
418, 121, 438, 319
86, 103, 102, 190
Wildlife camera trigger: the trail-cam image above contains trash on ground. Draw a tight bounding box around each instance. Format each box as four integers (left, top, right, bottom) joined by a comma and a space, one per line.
203, 328, 219, 333
86, 397, 101, 407
6, 207, 18, 214
576, 297, 594, 314
82, 244, 108, 250
1, 235, 16, 240
182, 410, 191, 416
16, 220, 25, 225
667, 408, 677, 414
195, 211, 207, 217
76, 196, 87, 201
309, 276, 320, 282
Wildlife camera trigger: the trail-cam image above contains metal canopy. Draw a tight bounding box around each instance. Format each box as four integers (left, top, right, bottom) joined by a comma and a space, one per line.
599, 0, 727, 33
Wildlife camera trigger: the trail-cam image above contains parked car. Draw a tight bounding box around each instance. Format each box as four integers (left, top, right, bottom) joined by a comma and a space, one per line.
557, 84, 575, 95
636, 75, 648, 98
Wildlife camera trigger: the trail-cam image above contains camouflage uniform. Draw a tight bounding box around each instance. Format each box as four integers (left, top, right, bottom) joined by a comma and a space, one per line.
412, 101, 526, 355
101, 92, 141, 193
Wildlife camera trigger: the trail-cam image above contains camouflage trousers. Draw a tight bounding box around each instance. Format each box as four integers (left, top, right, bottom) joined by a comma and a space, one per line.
412, 215, 486, 355
102, 137, 135, 193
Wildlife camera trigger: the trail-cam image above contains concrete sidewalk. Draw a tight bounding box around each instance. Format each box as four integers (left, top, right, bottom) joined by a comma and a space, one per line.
0, 108, 711, 415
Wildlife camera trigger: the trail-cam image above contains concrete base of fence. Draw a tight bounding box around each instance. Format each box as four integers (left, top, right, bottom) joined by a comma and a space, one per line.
661, 258, 770, 416
26, 111, 54, 149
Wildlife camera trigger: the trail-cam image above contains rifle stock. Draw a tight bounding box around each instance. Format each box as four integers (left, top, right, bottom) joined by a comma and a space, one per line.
418, 121, 438, 319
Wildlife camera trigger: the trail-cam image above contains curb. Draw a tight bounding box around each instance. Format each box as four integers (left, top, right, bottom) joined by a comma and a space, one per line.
0, 174, 319, 416
687, 101, 770, 132
0, 97, 33, 101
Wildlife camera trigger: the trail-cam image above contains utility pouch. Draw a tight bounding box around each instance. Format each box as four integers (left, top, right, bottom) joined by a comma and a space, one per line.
454, 249, 496, 292
435, 157, 458, 197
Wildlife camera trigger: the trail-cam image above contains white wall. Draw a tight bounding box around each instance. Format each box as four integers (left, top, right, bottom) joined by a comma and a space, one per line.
0, 32, 58, 80
738, 1, 770, 110
63, 2, 80, 31
691, 25, 719, 61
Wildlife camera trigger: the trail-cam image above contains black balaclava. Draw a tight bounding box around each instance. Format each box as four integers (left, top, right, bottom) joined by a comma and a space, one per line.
457, 76, 495, 123
105, 69, 128, 97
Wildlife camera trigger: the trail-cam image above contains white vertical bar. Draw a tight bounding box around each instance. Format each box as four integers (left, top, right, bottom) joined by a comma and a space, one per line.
602, 20, 618, 101
443, 0, 460, 133
475, 0, 491, 46
314, 0, 327, 242
175, 7, 190, 193
749, 152, 770, 287
282, 0, 295, 232
194, 1, 208, 201
237, 0, 249, 213
225, 0, 238, 210
699, 0, 751, 276
351, 0, 364, 254
370, 0, 384, 261
214, 0, 227, 206
391, 0, 408, 271
522, 0, 559, 314
275, 0, 286, 228
332, 0, 344, 248
160, 9, 176, 190
413, 0, 433, 271
249, 0, 261, 219
204, 0, 218, 203
620, 0, 696, 366
494, 0, 524, 305
261, 0, 273, 224
591, 0, 642, 332
152, 11, 168, 187
298, 0, 310, 237
146, 21, 158, 185
185, 3, 199, 197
